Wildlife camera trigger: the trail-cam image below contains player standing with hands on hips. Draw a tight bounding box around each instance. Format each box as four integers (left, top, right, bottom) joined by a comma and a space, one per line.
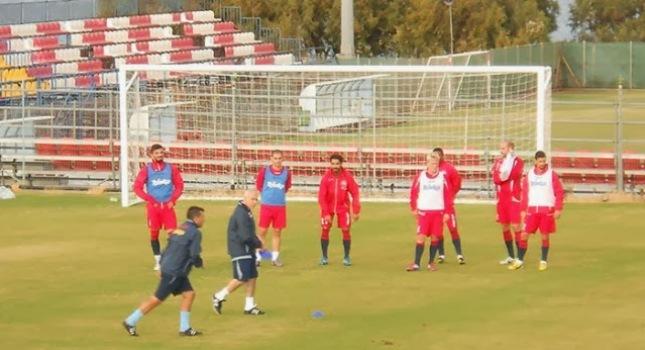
318, 153, 361, 267
134, 144, 184, 271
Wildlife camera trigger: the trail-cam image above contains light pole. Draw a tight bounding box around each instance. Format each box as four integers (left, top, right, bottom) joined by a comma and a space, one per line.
442, 0, 454, 56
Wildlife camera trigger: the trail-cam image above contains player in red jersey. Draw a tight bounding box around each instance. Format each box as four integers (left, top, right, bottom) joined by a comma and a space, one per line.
133, 144, 184, 271
491, 141, 525, 265
509, 150, 564, 271
407, 154, 454, 272
432, 147, 465, 264
318, 153, 361, 267
255, 150, 292, 267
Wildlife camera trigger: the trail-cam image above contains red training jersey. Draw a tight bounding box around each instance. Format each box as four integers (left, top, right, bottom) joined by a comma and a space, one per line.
133, 160, 184, 204
439, 160, 461, 196
318, 168, 361, 216
492, 155, 524, 202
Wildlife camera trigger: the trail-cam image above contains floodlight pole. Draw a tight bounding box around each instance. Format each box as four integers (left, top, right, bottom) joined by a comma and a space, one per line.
448, 2, 454, 56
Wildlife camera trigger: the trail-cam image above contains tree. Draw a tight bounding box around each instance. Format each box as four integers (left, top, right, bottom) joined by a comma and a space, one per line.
570, 0, 645, 41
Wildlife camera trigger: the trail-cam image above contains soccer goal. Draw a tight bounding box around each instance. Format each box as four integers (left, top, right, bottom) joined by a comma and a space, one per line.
118, 64, 551, 207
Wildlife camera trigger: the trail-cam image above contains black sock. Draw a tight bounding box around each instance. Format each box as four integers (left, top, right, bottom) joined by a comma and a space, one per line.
541, 247, 549, 261
438, 239, 445, 256
414, 244, 424, 265
518, 247, 527, 261
151, 239, 161, 255
342, 240, 351, 258
505, 240, 515, 258
321, 239, 329, 259
452, 239, 462, 255
429, 244, 438, 263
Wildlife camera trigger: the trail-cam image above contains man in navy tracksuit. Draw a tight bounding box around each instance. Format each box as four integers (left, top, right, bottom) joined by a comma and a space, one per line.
122, 206, 206, 337
212, 190, 266, 315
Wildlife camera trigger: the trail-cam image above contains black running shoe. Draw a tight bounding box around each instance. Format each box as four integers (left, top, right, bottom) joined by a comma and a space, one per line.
244, 307, 266, 315
122, 321, 138, 336
212, 295, 225, 315
179, 328, 202, 336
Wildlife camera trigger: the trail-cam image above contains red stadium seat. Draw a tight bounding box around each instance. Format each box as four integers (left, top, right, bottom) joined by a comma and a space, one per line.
171, 37, 194, 49
31, 50, 57, 63
77, 60, 103, 72
36, 22, 61, 34
84, 18, 107, 30
27, 65, 53, 78
82, 32, 106, 45
130, 15, 151, 26
169, 51, 192, 62
215, 22, 236, 32
128, 28, 151, 40
32, 36, 60, 49
75, 75, 101, 87
0, 25, 11, 38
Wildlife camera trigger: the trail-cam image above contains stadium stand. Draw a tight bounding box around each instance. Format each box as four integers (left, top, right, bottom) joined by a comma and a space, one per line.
0, 10, 295, 97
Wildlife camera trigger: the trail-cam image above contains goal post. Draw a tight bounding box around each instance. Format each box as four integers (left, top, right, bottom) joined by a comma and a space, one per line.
119, 64, 551, 207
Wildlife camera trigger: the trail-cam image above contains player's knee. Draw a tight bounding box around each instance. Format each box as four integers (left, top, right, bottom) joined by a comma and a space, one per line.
449, 230, 460, 240
272, 229, 282, 237
342, 230, 351, 240
150, 230, 160, 240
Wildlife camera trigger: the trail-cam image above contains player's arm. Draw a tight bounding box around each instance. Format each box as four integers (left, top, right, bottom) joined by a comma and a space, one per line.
169, 164, 184, 206
443, 179, 455, 222
552, 171, 565, 218
133, 166, 156, 203
255, 167, 265, 192
451, 166, 462, 195
285, 169, 292, 193
492, 159, 503, 185
348, 174, 361, 221
520, 175, 529, 215
509, 158, 524, 181
318, 177, 330, 217
409, 173, 420, 214
237, 212, 262, 250
188, 231, 203, 268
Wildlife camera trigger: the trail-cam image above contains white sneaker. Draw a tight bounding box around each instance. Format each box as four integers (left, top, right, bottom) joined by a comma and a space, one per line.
499, 257, 515, 265
153, 263, 161, 271
508, 260, 524, 270
539, 260, 548, 271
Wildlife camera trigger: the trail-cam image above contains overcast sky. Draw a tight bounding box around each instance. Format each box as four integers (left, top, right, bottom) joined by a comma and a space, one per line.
551, 0, 575, 41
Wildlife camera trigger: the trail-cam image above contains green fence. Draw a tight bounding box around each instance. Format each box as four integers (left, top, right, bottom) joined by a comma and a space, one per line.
490, 42, 645, 89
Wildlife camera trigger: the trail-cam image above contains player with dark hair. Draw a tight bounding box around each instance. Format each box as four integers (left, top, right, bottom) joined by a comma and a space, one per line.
431, 147, 465, 264
133, 144, 184, 271
122, 206, 205, 337
509, 151, 564, 271
492, 141, 525, 265
255, 149, 292, 267
318, 153, 361, 266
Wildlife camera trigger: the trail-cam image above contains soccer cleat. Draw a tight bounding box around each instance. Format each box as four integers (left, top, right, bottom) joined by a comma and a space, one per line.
457, 255, 466, 265
244, 307, 266, 315
319, 257, 329, 266
211, 295, 225, 315
122, 321, 138, 337
539, 260, 548, 271
406, 263, 420, 272
427, 263, 438, 271
179, 328, 202, 336
508, 260, 524, 270
343, 257, 352, 266
437, 255, 446, 264
271, 259, 284, 267
499, 257, 515, 265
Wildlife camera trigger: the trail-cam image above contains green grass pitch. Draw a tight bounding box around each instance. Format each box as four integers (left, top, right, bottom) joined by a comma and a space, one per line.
1, 192, 644, 349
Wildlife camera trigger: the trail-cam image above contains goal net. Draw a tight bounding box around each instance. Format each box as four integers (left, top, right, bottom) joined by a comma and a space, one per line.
119, 64, 551, 206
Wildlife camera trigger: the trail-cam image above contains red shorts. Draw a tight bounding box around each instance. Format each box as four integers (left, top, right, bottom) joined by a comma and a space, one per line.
146, 203, 177, 232
321, 212, 351, 230
524, 211, 556, 234
259, 204, 287, 229
496, 199, 521, 225
416, 210, 444, 237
